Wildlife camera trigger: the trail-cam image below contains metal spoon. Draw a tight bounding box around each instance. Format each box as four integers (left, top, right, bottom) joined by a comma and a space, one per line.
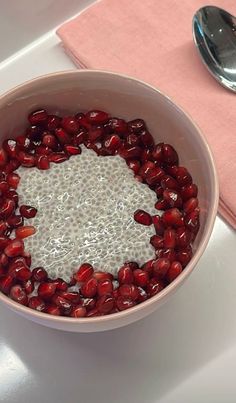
193, 5, 236, 92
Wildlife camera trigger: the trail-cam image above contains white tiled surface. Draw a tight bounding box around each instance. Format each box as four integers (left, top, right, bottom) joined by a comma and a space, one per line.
0, 3, 236, 403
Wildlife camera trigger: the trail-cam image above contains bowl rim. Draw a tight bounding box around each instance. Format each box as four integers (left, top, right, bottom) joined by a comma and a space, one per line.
0, 69, 219, 325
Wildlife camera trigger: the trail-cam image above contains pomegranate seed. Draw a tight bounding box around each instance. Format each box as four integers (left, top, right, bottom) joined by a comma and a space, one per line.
97, 279, 113, 296
139, 129, 154, 147
0, 180, 9, 194
58, 291, 81, 304
51, 278, 68, 292
119, 145, 142, 160
93, 271, 114, 281
155, 185, 165, 197
4, 239, 24, 257
126, 133, 141, 146
15, 225, 36, 239
150, 235, 164, 249
6, 215, 23, 228
35, 145, 52, 156
176, 227, 192, 248
134, 209, 152, 226
16, 135, 33, 151
86, 110, 109, 124
0, 148, 8, 167
152, 215, 165, 235
162, 208, 183, 227
118, 284, 139, 301
181, 184, 198, 201
176, 246, 192, 267
23, 252, 32, 267
133, 269, 149, 287
167, 261, 183, 283
127, 160, 141, 175
82, 298, 96, 311
163, 228, 176, 249
0, 199, 15, 219
175, 167, 192, 186
153, 258, 170, 279
70, 305, 86, 317
10, 284, 28, 305
134, 174, 143, 182
0, 220, 8, 234
157, 248, 176, 263
183, 198, 198, 214
47, 115, 61, 130
107, 118, 128, 135
88, 125, 105, 142
161, 175, 179, 190
32, 267, 48, 282
80, 277, 98, 298
128, 119, 146, 133
36, 155, 50, 170
116, 296, 136, 311
73, 129, 87, 145
45, 304, 61, 316
162, 144, 179, 165
0, 253, 8, 266
86, 308, 100, 317
3, 139, 18, 158
185, 209, 200, 234
0, 275, 14, 294
141, 259, 156, 276
85, 141, 99, 154
61, 116, 79, 134
38, 282, 57, 300
104, 134, 121, 153
124, 261, 139, 271
141, 148, 153, 163
74, 263, 94, 283
28, 296, 46, 311
49, 152, 68, 163
76, 115, 91, 130
118, 265, 134, 284
19, 205, 37, 218
97, 294, 115, 314
23, 279, 34, 294
155, 199, 169, 210
9, 263, 31, 281
0, 236, 10, 251
146, 167, 165, 186
52, 294, 72, 315
17, 151, 36, 167
6, 173, 20, 189
42, 133, 58, 149
55, 127, 71, 145
152, 143, 164, 162
139, 161, 156, 179
163, 189, 182, 208
64, 145, 81, 155
5, 190, 18, 206
26, 125, 42, 142
146, 278, 164, 297
28, 109, 48, 125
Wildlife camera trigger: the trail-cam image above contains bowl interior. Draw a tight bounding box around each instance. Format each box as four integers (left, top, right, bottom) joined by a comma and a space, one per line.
0, 71, 218, 331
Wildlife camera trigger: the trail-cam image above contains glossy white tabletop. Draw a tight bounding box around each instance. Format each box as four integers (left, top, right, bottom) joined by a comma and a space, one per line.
0, 5, 236, 403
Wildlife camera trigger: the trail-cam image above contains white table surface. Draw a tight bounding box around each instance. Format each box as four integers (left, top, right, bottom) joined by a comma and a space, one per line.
0, 6, 236, 403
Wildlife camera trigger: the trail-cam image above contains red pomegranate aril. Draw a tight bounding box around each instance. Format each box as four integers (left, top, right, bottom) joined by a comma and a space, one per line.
146, 278, 164, 297
153, 258, 170, 279
134, 174, 143, 182
9, 264, 31, 281
0, 236, 10, 251
38, 282, 57, 300
176, 227, 192, 249
119, 145, 142, 160
0, 221, 8, 234
176, 246, 192, 267
104, 134, 121, 153
93, 271, 114, 281
118, 265, 134, 284
134, 209, 152, 226
55, 127, 71, 145
45, 304, 61, 316
82, 297, 96, 311
163, 228, 176, 249
28, 109, 48, 125
0, 148, 8, 167
73, 129, 87, 146
28, 296, 46, 311
97, 279, 113, 296
74, 263, 94, 283
35, 145, 52, 156
51, 294, 72, 314
96, 294, 115, 314
141, 259, 156, 276
88, 125, 104, 142
155, 199, 169, 210
36, 155, 50, 170
58, 291, 81, 304
0, 275, 14, 294
86, 110, 109, 124
32, 267, 48, 282
175, 167, 192, 186
128, 119, 146, 134
70, 305, 86, 318
42, 133, 58, 149
152, 143, 164, 162
46, 114, 61, 130
6, 173, 20, 189
162, 144, 179, 165
162, 208, 183, 227
17, 151, 36, 167
51, 278, 68, 292
86, 308, 100, 317
157, 248, 176, 263
3, 139, 18, 158
133, 269, 149, 287
118, 284, 139, 301
61, 116, 79, 134
161, 175, 179, 190
137, 287, 148, 303
125, 261, 139, 271
150, 234, 164, 249
152, 215, 164, 235
185, 209, 200, 234
10, 284, 28, 305
139, 129, 154, 147
146, 167, 165, 186
23, 279, 35, 295
163, 189, 182, 208
80, 277, 98, 298
64, 145, 81, 155
107, 118, 128, 135
0, 199, 15, 219
16, 135, 32, 151
5, 190, 18, 206
116, 296, 136, 311
181, 184, 198, 201
0, 180, 9, 194
183, 197, 198, 214
141, 148, 153, 163
49, 152, 68, 163
4, 239, 24, 257
167, 261, 183, 283
23, 251, 32, 266
139, 161, 156, 179
0, 253, 8, 266
126, 133, 140, 146
127, 160, 141, 174
19, 205, 37, 219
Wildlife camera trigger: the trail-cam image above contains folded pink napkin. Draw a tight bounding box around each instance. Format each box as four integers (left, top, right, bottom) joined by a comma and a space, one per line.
57, 0, 236, 229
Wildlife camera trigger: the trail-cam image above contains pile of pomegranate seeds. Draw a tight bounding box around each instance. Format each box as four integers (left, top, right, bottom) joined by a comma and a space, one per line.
0, 109, 200, 318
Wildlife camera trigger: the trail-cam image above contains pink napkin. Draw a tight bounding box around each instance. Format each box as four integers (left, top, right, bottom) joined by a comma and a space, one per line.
57, 0, 236, 229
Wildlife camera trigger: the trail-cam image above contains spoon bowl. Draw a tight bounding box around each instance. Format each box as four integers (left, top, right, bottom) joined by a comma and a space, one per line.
193, 5, 236, 92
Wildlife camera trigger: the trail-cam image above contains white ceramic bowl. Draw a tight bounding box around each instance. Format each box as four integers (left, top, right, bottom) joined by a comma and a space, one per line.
0, 70, 219, 332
